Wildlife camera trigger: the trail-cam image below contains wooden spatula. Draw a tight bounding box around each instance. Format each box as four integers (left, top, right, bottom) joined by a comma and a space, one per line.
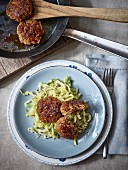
31, 0, 128, 22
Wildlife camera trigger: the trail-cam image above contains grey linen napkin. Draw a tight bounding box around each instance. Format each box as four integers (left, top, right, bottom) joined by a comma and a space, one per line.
84, 54, 128, 155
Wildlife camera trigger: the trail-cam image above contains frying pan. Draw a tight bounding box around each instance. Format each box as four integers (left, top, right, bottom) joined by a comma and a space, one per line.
0, 0, 69, 58
0, 0, 128, 59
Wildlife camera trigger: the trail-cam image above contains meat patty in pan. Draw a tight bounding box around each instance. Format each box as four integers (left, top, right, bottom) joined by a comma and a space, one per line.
17, 19, 44, 45
6, 0, 33, 22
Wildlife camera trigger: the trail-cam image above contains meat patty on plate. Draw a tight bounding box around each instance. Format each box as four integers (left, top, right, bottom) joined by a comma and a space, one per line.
56, 117, 76, 139
60, 100, 87, 115
17, 19, 44, 45
6, 0, 33, 22
37, 97, 62, 123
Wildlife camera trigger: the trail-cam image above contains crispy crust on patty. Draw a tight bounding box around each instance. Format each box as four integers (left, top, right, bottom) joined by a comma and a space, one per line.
6, 0, 33, 22
60, 100, 87, 115
37, 97, 62, 123
17, 19, 44, 45
56, 117, 76, 139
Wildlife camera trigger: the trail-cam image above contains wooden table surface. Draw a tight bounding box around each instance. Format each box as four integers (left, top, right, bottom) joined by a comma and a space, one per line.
0, 0, 128, 170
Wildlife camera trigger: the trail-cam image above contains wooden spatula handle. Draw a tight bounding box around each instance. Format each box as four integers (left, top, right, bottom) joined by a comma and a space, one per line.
32, 1, 128, 22
67, 7, 128, 22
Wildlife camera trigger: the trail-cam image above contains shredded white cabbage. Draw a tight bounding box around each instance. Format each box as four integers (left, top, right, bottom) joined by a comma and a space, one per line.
66, 111, 91, 136
20, 76, 91, 145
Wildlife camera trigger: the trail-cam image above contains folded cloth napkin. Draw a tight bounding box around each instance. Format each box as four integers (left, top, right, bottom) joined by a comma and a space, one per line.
84, 54, 128, 155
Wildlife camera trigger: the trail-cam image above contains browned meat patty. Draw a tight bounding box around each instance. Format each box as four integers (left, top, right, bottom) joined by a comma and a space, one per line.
60, 100, 87, 115
17, 19, 44, 45
37, 97, 62, 123
56, 117, 76, 139
6, 0, 33, 22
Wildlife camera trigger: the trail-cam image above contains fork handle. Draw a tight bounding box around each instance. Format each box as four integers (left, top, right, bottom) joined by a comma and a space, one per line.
103, 140, 108, 158
63, 29, 128, 60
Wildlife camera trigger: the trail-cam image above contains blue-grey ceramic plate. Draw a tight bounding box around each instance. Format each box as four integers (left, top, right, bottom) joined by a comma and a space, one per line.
8, 60, 106, 159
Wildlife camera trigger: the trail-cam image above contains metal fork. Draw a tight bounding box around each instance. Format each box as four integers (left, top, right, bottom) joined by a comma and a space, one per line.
102, 68, 115, 159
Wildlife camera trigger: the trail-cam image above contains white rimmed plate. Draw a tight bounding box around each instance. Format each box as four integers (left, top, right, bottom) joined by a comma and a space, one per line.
7, 60, 113, 165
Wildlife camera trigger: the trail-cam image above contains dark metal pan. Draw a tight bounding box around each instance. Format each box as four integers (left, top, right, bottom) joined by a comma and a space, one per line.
0, 0, 70, 58
0, 0, 128, 59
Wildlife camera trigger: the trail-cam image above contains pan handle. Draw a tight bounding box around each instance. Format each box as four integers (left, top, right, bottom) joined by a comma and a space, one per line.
63, 29, 128, 60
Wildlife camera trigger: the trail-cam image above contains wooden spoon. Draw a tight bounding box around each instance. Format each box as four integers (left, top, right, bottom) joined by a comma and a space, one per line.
31, 0, 128, 22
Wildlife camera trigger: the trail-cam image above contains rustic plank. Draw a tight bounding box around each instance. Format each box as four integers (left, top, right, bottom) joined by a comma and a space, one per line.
0, 62, 7, 80
0, 57, 25, 74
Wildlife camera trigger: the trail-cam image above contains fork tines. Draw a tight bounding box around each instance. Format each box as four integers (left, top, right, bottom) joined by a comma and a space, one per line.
103, 68, 114, 86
